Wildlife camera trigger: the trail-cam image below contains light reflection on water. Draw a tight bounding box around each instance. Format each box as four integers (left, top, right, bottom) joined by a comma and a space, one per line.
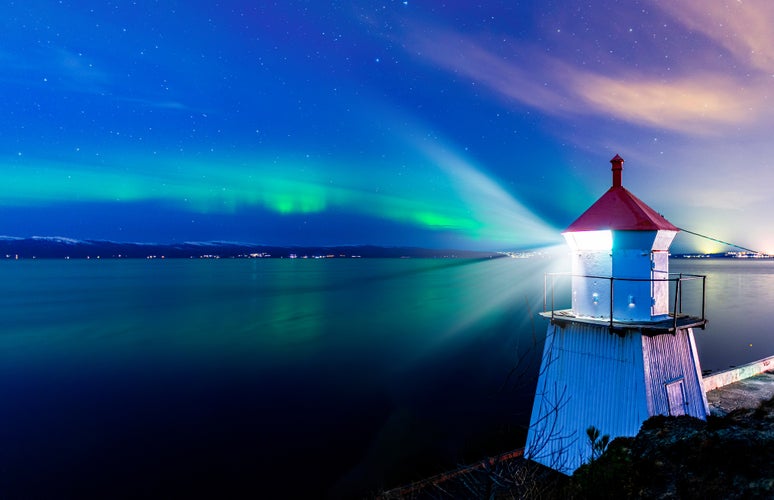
0, 257, 770, 497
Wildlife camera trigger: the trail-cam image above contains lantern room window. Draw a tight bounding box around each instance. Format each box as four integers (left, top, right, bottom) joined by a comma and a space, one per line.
563, 229, 613, 252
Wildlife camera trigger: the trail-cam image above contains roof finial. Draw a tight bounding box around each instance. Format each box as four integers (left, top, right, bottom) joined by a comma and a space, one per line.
611, 154, 624, 188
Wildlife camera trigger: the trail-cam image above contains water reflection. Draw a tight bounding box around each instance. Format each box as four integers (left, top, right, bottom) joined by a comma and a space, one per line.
0, 257, 770, 497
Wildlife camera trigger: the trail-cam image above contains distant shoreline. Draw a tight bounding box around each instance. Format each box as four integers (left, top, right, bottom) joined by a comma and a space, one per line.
673, 251, 773, 260
0, 236, 507, 260
1, 236, 771, 260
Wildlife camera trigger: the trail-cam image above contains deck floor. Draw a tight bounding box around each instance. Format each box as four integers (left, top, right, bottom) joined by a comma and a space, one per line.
541, 309, 707, 334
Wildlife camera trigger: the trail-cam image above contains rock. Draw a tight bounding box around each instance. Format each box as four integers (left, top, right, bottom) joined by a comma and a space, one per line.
570, 396, 774, 499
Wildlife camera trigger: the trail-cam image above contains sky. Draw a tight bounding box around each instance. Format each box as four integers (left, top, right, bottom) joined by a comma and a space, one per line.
2, 1, 773, 252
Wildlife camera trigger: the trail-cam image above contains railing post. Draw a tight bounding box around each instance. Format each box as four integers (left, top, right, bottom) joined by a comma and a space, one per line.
701, 275, 706, 322
609, 277, 614, 331
543, 274, 547, 313
673, 278, 680, 332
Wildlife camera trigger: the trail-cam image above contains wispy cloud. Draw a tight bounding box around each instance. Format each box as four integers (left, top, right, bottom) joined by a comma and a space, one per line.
0, 45, 193, 112
401, 19, 767, 135
0, 46, 103, 91
651, 0, 774, 73
570, 71, 755, 134
49, 46, 111, 90
405, 30, 571, 114
117, 96, 192, 111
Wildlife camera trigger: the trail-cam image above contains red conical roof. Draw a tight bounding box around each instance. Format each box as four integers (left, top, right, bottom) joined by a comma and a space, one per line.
565, 155, 678, 232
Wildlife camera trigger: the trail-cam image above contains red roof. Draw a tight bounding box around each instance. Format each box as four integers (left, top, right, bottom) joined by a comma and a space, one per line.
565, 185, 678, 232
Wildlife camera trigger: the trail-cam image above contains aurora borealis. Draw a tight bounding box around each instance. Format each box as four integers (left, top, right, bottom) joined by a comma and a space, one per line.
3, 1, 774, 252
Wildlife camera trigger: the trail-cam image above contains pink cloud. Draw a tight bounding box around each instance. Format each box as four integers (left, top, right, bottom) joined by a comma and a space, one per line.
403, 23, 765, 135
651, 0, 774, 73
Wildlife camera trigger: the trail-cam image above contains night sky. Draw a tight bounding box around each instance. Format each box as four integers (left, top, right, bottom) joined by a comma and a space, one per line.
3, 1, 773, 252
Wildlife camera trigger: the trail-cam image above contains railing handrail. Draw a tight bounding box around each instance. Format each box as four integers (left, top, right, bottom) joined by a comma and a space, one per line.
543, 271, 707, 329
544, 271, 705, 282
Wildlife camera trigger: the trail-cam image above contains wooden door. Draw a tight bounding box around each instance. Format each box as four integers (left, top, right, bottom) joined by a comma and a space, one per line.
666, 379, 686, 416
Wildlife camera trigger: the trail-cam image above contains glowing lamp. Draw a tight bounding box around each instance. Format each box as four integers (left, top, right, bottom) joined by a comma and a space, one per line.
563, 229, 612, 252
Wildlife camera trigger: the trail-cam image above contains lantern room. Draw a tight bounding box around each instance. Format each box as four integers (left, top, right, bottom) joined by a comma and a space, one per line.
563, 155, 679, 322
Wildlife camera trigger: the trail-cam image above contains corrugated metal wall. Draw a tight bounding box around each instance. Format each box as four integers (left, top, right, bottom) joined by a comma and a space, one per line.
526, 323, 709, 475
642, 328, 709, 418
525, 322, 649, 474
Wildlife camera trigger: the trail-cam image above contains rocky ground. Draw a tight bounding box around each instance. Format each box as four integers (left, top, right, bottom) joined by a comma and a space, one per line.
380, 394, 774, 499
570, 397, 774, 499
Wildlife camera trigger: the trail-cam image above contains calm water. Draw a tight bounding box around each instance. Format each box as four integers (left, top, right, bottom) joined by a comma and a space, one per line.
0, 257, 771, 497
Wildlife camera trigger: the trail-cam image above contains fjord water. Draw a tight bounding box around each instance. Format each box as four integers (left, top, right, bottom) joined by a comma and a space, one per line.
0, 257, 771, 497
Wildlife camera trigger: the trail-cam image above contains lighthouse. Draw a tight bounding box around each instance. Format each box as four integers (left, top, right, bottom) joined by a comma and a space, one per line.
525, 155, 709, 474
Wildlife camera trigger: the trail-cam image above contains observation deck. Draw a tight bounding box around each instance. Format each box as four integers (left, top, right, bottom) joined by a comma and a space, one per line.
541, 272, 708, 336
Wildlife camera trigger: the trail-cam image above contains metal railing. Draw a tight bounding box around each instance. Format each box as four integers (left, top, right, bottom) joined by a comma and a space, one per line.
544, 272, 706, 331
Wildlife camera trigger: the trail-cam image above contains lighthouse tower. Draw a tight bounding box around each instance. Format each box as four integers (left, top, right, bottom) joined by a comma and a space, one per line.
525, 155, 709, 474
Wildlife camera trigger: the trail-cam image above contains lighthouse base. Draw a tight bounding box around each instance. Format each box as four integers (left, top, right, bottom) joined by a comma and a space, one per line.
525, 321, 708, 474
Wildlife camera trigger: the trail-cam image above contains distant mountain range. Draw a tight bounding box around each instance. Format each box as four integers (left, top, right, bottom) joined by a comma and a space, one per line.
0, 236, 504, 259
1, 236, 768, 260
